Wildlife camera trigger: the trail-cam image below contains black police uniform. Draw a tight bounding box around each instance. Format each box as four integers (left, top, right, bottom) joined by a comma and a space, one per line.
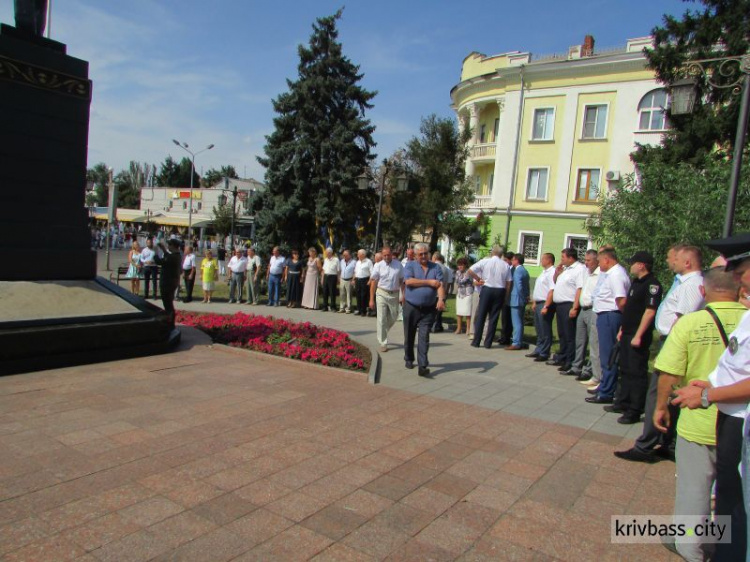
613, 272, 662, 419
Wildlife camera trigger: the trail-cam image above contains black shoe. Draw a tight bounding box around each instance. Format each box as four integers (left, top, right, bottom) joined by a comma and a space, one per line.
405, 361, 414, 369
525, 353, 538, 358
418, 367, 432, 378
617, 414, 641, 425
546, 360, 564, 366
470, 343, 480, 348
575, 373, 592, 382
557, 364, 572, 372
586, 387, 599, 395
534, 356, 549, 362
585, 396, 613, 404
603, 405, 623, 414
653, 448, 676, 462
613, 448, 657, 464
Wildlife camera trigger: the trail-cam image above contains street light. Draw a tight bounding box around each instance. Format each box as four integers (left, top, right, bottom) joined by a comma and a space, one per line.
670, 54, 750, 237
358, 159, 408, 252
171, 139, 214, 238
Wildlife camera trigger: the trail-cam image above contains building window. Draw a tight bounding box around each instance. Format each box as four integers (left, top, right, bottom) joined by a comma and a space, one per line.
182, 201, 187, 210
582, 104, 608, 139
168, 200, 173, 209
575, 169, 601, 201
489, 173, 494, 194
638, 89, 668, 130
479, 124, 486, 143
519, 232, 542, 264
197, 202, 202, 211
474, 175, 482, 195
493, 118, 499, 142
526, 168, 549, 200
565, 235, 590, 262
532, 108, 554, 140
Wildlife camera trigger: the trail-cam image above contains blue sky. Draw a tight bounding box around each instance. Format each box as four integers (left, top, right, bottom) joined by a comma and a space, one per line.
1, 0, 691, 181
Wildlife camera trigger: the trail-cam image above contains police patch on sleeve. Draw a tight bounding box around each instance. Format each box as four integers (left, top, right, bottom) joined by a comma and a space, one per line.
729, 336, 739, 355
649, 285, 659, 295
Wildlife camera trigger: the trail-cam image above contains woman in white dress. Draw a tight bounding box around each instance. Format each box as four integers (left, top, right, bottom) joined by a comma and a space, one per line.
126, 241, 142, 295
301, 247, 322, 309
454, 257, 473, 335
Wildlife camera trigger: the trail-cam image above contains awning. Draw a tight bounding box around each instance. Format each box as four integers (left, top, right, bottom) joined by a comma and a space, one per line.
92, 209, 146, 222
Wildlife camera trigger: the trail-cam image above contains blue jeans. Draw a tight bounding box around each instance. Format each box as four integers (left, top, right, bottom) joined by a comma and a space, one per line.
596, 311, 622, 400
511, 306, 525, 347
267, 273, 281, 305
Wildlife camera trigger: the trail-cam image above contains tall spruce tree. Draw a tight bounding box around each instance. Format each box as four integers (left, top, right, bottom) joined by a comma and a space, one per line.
635, 0, 750, 165
255, 10, 376, 253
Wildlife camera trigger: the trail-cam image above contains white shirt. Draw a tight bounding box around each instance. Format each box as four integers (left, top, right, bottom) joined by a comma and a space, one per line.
655, 270, 705, 336
139, 247, 155, 266
532, 266, 556, 302
592, 263, 630, 313
247, 254, 262, 273
268, 255, 285, 275
370, 259, 404, 291
355, 258, 373, 278
469, 256, 512, 289
709, 310, 750, 418
323, 256, 340, 276
579, 267, 600, 308
182, 253, 196, 270
553, 261, 587, 304
227, 255, 248, 273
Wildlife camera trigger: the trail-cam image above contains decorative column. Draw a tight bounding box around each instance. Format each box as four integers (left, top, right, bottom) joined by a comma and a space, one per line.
491, 98, 505, 201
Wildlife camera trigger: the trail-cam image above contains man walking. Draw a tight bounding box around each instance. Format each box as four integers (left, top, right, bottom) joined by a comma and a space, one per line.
507, 253, 529, 350
567, 250, 601, 388
338, 250, 356, 313
267, 247, 285, 306
586, 247, 630, 405
403, 243, 445, 377
608, 252, 662, 424
354, 249, 373, 316
467, 245, 512, 349
246, 248, 262, 305
549, 248, 587, 371
227, 249, 248, 304
369, 247, 404, 352
527, 253, 556, 361
322, 248, 340, 312
181, 245, 196, 303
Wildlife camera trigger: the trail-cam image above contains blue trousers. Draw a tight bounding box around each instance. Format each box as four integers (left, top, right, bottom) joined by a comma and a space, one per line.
533, 301, 554, 358
511, 306, 525, 346
596, 311, 622, 400
267, 273, 282, 305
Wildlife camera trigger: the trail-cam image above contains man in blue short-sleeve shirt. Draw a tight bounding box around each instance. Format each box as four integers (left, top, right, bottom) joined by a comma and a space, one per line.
403, 243, 446, 378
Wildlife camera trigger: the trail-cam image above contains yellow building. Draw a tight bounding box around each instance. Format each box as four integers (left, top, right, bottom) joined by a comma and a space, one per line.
451, 35, 668, 271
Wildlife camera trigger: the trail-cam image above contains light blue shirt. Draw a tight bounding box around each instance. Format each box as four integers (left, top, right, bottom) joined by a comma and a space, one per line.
510, 265, 530, 307
403, 261, 443, 307
340, 258, 356, 280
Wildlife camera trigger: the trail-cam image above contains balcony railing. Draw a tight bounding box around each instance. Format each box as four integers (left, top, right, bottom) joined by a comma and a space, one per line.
470, 143, 496, 159
470, 195, 494, 209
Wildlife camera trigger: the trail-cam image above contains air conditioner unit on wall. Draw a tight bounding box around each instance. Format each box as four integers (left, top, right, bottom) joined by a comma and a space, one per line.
606, 170, 621, 182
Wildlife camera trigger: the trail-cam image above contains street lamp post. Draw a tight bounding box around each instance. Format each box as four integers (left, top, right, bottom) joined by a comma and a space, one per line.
171, 139, 214, 238
358, 159, 408, 252
670, 54, 750, 237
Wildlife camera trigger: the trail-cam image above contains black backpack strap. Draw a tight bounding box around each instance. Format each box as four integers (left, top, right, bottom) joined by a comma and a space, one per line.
705, 306, 730, 348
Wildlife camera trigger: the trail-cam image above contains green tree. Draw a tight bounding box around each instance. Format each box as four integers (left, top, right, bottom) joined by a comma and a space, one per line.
86, 162, 110, 206
254, 10, 376, 253
202, 165, 240, 188
636, 0, 750, 165
590, 157, 750, 282
212, 201, 234, 238
155, 156, 200, 188
113, 161, 149, 209
401, 114, 473, 251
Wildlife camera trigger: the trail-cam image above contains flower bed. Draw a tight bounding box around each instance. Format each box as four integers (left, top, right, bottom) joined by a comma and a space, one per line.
176, 311, 370, 372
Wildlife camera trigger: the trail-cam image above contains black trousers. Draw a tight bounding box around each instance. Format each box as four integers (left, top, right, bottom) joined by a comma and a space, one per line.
613, 333, 651, 416
322, 274, 338, 310
554, 301, 576, 365
143, 265, 158, 298
715, 412, 747, 561
403, 301, 436, 368
499, 302, 512, 344
182, 270, 195, 302
160, 283, 177, 328
472, 287, 506, 348
355, 277, 370, 315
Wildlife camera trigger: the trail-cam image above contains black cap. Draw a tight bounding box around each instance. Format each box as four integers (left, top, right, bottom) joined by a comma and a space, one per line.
706, 233, 750, 271
628, 251, 654, 266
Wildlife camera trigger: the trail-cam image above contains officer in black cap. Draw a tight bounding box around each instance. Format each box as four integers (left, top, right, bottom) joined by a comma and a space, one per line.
672, 232, 750, 562
608, 251, 662, 424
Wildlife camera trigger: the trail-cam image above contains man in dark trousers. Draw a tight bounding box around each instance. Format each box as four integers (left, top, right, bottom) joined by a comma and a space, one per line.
498, 252, 515, 345
467, 245, 513, 349
608, 251, 662, 424
155, 239, 182, 328
403, 243, 446, 378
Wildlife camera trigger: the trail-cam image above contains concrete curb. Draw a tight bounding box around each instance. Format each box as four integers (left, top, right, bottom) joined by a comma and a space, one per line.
365, 343, 381, 385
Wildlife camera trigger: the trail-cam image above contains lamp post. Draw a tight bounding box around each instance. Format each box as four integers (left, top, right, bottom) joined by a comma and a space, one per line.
358, 159, 408, 252
670, 54, 750, 237
171, 139, 214, 239
218, 177, 239, 250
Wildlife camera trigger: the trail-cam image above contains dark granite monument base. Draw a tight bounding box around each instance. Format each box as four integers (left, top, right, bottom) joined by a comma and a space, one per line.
0, 277, 181, 376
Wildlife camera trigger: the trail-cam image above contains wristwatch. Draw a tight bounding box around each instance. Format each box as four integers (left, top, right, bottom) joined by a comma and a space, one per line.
700, 388, 711, 409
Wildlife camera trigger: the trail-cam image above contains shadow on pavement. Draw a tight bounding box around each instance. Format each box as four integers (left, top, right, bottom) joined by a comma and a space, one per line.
428, 361, 499, 377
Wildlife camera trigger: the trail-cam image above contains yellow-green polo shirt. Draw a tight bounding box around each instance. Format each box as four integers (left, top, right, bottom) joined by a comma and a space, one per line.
654, 302, 748, 446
